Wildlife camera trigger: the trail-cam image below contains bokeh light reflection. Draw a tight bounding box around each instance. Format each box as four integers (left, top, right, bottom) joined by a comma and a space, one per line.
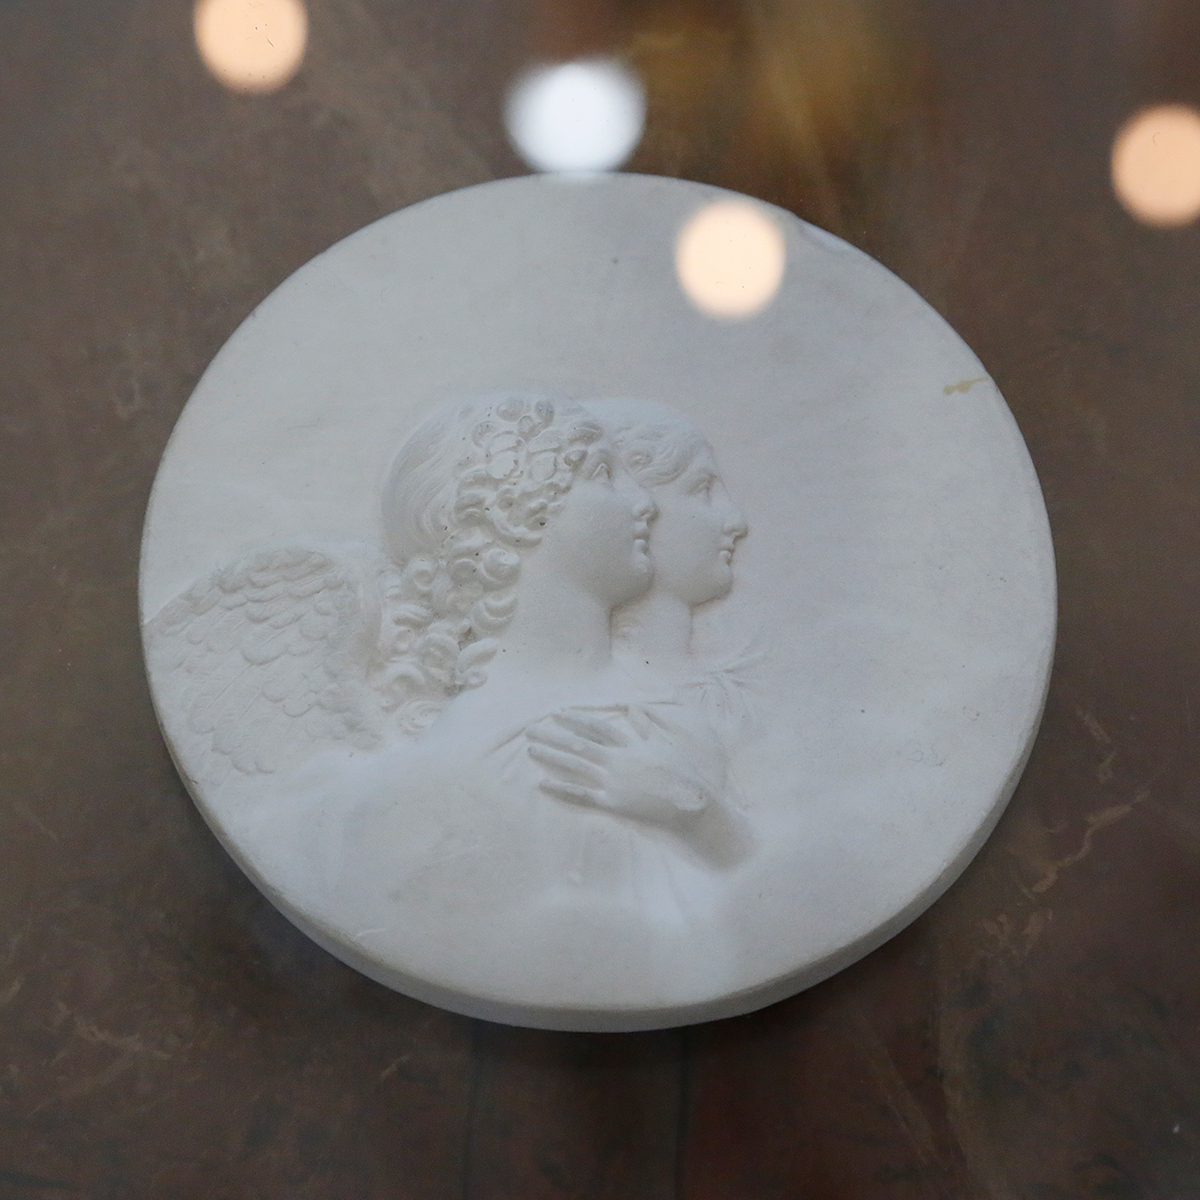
675, 200, 786, 320
194, 0, 308, 95
505, 59, 645, 173
1112, 104, 1200, 228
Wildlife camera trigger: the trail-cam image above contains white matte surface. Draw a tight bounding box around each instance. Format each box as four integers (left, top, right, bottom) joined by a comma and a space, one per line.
141, 174, 1055, 1031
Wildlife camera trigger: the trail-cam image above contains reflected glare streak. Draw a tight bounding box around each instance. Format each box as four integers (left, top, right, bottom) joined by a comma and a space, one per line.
675, 200, 786, 320
505, 59, 645, 174
1112, 104, 1200, 228
194, 0, 308, 95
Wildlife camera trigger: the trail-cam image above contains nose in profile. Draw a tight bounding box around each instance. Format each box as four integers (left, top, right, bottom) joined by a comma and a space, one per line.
724, 499, 748, 540
632, 488, 658, 524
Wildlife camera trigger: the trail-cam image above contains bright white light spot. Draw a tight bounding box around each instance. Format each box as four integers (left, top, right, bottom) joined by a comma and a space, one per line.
1112, 104, 1200, 228
675, 200, 787, 319
194, 0, 308, 95
505, 59, 645, 174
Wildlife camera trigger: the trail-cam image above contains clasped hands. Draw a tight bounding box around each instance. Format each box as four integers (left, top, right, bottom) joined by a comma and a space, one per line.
525, 703, 727, 832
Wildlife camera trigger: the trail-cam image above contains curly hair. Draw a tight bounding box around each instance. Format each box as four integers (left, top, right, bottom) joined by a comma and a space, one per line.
376, 393, 602, 732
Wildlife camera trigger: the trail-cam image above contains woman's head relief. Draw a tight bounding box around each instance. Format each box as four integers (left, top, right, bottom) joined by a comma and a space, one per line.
377, 392, 657, 729
584, 398, 748, 608
523, 435, 657, 611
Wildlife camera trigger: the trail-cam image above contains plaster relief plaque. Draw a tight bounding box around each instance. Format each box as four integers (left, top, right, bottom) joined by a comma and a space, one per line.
141, 174, 1055, 1031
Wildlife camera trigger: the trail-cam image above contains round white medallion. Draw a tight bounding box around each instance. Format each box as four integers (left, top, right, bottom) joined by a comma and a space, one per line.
141, 174, 1055, 1031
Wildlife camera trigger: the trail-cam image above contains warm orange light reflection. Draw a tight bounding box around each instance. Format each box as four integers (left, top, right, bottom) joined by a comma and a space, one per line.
194, 0, 307, 95
675, 200, 786, 319
1112, 104, 1200, 228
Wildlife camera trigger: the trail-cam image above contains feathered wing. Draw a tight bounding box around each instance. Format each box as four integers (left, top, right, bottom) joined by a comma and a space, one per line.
144, 543, 396, 794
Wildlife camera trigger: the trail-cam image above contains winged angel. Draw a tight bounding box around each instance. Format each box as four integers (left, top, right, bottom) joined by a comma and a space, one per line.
146, 392, 759, 868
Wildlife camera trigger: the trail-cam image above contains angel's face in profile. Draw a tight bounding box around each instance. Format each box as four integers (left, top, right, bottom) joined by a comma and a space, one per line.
532, 440, 658, 609
646, 445, 747, 607
583, 399, 749, 611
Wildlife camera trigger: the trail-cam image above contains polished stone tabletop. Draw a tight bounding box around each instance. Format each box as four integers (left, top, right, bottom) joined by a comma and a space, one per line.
2, 0, 1199, 1195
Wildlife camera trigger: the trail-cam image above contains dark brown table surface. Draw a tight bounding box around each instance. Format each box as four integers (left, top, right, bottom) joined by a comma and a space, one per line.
3, 0, 1200, 1195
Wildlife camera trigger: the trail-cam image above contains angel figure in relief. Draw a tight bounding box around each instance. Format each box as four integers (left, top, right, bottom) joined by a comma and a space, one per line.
145, 392, 757, 882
